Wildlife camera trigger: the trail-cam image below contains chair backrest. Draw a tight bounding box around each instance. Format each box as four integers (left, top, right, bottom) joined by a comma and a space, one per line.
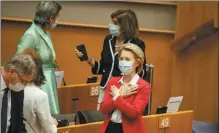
143, 64, 154, 115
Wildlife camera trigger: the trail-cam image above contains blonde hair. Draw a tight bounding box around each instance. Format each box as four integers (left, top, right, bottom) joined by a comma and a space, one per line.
118, 43, 144, 74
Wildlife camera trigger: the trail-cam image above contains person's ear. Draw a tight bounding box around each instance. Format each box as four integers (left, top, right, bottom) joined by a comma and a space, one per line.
135, 59, 141, 67
49, 16, 55, 24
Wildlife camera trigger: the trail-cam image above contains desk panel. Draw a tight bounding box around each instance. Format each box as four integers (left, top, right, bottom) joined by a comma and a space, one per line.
58, 83, 99, 113
58, 110, 193, 133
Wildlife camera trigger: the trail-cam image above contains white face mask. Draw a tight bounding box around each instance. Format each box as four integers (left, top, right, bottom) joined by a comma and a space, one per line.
9, 82, 25, 92
8, 74, 26, 92
109, 23, 120, 36
51, 19, 59, 29
119, 60, 134, 75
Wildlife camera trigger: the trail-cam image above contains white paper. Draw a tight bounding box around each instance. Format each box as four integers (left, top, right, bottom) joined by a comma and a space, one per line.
166, 96, 183, 113
55, 71, 64, 88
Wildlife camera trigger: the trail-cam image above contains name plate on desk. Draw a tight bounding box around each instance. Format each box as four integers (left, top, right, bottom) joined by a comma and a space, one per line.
159, 116, 171, 129
89, 86, 99, 96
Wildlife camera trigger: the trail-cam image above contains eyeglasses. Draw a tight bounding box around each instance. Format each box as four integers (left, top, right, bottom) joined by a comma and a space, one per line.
15, 72, 34, 85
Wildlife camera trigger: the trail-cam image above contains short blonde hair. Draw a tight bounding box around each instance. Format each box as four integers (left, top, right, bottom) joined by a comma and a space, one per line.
118, 43, 144, 74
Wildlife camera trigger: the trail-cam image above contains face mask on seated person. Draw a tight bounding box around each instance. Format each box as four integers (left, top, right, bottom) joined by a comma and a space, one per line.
119, 60, 134, 75
109, 23, 120, 36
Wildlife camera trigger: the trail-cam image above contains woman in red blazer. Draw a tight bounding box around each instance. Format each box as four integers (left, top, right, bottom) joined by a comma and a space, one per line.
100, 43, 150, 133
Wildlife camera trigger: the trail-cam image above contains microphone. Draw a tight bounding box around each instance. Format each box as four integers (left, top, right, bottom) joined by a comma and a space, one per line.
22, 117, 36, 133
55, 60, 67, 86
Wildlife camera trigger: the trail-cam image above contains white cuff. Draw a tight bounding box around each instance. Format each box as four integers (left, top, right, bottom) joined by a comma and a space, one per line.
113, 94, 120, 101
52, 124, 57, 133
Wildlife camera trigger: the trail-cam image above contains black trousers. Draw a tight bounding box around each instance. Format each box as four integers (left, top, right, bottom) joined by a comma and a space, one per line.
105, 121, 123, 133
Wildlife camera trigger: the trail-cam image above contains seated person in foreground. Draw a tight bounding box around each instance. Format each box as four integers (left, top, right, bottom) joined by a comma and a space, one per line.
100, 43, 150, 133
22, 49, 58, 133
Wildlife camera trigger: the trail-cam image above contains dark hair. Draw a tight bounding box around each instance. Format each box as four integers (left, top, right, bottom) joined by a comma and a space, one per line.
125, 9, 139, 30
34, 1, 62, 28
111, 9, 139, 39
22, 49, 46, 86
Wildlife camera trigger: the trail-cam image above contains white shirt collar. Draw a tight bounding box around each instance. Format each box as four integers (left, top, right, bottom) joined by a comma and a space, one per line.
118, 74, 140, 85
1, 75, 7, 91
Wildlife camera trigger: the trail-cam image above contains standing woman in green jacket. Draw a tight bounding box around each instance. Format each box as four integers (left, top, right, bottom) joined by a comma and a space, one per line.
17, 1, 62, 114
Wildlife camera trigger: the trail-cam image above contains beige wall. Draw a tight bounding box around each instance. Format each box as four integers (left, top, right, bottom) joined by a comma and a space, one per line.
2, 1, 176, 31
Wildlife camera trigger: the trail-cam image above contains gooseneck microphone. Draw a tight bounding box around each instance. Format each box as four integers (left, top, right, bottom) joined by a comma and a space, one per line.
22, 117, 36, 133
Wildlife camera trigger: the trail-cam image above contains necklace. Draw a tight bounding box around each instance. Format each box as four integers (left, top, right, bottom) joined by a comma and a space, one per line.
115, 39, 125, 53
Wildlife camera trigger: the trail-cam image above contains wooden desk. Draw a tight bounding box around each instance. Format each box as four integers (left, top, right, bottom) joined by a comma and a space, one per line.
57, 110, 193, 133
58, 83, 99, 114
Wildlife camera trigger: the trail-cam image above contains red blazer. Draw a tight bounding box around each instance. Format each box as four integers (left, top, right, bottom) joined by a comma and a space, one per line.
100, 76, 150, 133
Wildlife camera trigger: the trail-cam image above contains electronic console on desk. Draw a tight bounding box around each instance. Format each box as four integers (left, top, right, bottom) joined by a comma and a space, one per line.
52, 114, 76, 127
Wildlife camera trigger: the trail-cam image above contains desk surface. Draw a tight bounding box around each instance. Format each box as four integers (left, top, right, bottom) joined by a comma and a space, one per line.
58, 110, 193, 133
58, 83, 100, 90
